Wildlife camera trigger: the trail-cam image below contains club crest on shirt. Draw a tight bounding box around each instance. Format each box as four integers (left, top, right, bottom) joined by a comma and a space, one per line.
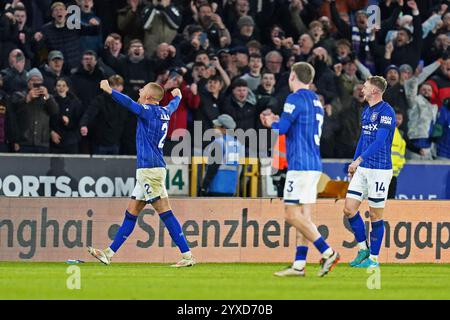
370, 112, 379, 122
284, 103, 296, 114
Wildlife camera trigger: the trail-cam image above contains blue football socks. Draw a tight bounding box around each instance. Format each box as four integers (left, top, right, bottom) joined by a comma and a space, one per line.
159, 210, 190, 253
370, 220, 385, 257
348, 211, 368, 248
110, 211, 138, 253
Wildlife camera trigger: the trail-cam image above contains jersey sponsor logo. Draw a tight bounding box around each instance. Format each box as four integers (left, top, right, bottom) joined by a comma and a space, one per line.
283, 103, 296, 114
362, 123, 378, 132
370, 112, 379, 122
380, 115, 392, 125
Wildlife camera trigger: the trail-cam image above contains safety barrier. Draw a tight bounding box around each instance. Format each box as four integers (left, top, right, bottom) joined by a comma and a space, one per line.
190, 156, 259, 197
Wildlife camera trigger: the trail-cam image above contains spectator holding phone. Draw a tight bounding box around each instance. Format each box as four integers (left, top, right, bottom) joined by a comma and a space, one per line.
195, 2, 231, 49
178, 25, 210, 64
8, 68, 59, 153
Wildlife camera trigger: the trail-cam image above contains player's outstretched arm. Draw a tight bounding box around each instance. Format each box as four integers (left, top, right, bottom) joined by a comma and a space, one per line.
166, 88, 182, 114
100, 80, 142, 115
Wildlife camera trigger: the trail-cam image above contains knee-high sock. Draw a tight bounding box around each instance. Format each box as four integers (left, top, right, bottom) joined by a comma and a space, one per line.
109, 211, 138, 252
159, 210, 190, 253
370, 220, 385, 256
348, 212, 367, 243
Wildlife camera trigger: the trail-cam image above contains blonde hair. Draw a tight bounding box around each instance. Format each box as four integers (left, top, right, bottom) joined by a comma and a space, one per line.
367, 76, 388, 94
147, 83, 164, 102
291, 62, 315, 85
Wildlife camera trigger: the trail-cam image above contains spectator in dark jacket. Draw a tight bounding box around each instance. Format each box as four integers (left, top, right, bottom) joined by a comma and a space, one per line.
178, 25, 211, 64
423, 33, 449, 66
0, 4, 37, 69
9, 68, 59, 153
222, 78, 259, 132
79, 75, 128, 155
195, 74, 223, 143
0, 74, 13, 152
319, 94, 340, 158
0, 49, 28, 94
102, 33, 126, 63
389, 1, 423, 69
117, 0, 145, 48
0, 4, 38, 66
36, 2, 101, 70
231, 15, 259, 47
103, 39, 156, 155
93, 0, 127, 39
222, 78, 277, 156
151, 42, 183, 74
51, 78, 82, 154
384, 64, 413, 129
308, 47, 339, 104
335, 83, 366, 158
103, 39, 155, 100
329, 0, 376, 72
40, 50, 68, 93
77, 0, 103, 54
195, 2, 231, 50
70, 50, 107, 113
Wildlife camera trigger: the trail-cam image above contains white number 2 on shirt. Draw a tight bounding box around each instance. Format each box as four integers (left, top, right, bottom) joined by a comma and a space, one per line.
158, 122, 168, 149
314, 113, 324, 146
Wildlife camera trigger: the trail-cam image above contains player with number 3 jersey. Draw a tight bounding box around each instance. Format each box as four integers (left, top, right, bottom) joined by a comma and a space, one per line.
343, 76, 395, 269
261, 62, 340, 277
88, 80, 195, 267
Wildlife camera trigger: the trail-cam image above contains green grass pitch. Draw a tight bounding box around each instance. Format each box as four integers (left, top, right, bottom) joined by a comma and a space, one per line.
0, 262, 449, 300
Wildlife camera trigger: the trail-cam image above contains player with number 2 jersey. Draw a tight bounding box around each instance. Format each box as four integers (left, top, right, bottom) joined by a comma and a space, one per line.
88, 80, 195, 268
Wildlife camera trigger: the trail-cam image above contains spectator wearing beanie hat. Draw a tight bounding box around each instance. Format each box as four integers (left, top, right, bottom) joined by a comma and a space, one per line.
8, 67, 59, 153
231, 15, 259, 47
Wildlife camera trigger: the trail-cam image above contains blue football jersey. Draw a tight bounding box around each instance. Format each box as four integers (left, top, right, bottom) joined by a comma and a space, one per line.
111, 91, 180, 169
359, 101, 396, 169
281, 89, 324, 171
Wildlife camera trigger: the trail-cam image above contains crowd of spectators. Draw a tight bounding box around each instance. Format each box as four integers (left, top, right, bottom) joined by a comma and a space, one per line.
1, 0, 450, 160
